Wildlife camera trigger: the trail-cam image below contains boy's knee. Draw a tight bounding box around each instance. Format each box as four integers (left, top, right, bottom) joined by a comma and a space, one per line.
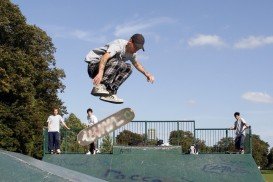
126, 63, 132, 73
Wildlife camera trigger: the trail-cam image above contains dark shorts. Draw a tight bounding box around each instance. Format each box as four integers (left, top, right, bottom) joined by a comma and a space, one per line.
235, 134, 245, 150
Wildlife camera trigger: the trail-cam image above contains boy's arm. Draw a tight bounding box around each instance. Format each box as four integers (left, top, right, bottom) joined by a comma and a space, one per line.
241, 118, 249, 131
229, 122, 236, 130
93, 52, 111, 85
132, 60, 154, 83
229, 126, 235, 130
60, 117, 70, 130
61, 121, 70, 130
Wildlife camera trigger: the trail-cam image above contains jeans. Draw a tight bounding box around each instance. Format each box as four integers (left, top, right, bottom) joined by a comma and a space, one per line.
48, 132, 60, 152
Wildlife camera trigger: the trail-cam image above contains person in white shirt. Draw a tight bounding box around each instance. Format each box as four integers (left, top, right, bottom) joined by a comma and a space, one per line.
229, 112, 249, 154
86, 108, 98, 155
85, 33, 155, 104
47, 108, 70, 154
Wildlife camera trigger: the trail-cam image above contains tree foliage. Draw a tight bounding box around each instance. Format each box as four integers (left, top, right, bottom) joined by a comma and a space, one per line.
100, 134, 113, 154
267, 148, 273, 169
169, 130, 194, 152
252, 134, 269, 169
116, 130, 144, 146
212, 137, 235, 153
60, 114, 85, 153
0, 0, 65, 158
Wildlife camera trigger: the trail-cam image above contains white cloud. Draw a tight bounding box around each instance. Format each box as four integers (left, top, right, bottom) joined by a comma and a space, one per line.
242, 92, 273, 104
69, 30, 107, 43
43, 25, 107, 43
187, 99, 197, 106
188, 34, 226, 47
114, 17, 175, 38
234, 36, 273, 49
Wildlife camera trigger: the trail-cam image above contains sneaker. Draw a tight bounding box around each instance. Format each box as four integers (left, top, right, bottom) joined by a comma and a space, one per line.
240, 150, 244, 154
91, 84, 109, 96
56, 149, 61, 154
86, 151, 91, 155
50, 150, 54, 154
100, 94, 124, 104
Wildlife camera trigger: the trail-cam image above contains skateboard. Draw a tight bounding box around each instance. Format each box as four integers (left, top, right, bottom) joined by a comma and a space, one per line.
77, 108, 135, 146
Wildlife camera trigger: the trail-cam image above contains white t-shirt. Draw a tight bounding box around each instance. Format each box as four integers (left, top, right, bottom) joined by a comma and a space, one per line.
234, 118, 247, 136
87, 115, 98, 126
85, 39, 137, 64
47, 115, 64, 132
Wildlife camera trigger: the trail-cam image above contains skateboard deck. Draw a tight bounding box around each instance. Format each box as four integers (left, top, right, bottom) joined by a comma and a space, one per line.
77, 108, 135, 146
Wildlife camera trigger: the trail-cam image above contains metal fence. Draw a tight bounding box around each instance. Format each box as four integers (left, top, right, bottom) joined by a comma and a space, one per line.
43, 121, 252, 155
113, 120, 195, 145
43, 120, 195, 155
195, 127, 252, 154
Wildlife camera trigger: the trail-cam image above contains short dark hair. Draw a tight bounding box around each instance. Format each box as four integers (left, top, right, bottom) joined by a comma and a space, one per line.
87, 108, 93, 113
131, 33, 145, 51
234, 112, 240, 117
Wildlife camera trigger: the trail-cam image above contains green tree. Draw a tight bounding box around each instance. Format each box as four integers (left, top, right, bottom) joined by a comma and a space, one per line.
267, 147, 273, 169
195, 138, 210, 153
100, 134, 113, 154
60, 113, 86, 153
116, 130, 144, 146
169, 130, 194, 153
0, 0, 65, 158
212, 137, 235, 153
252, 134, 269, 169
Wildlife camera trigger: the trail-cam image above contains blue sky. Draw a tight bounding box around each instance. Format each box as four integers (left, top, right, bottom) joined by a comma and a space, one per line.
12, 0, 273, 147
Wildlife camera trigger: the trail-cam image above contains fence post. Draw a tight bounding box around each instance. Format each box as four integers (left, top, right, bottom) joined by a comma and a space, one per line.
249, 126, 252, 155
226, 129, 228, 153
64, 130, 67, 154
145, 121, 147, 145
113, 131, 116, 145
43, 128, 46, 157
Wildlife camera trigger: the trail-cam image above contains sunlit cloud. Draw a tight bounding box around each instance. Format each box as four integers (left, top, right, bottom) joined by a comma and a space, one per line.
187, 99, 197, 106
234, 36, 273, 49
188, 34, 226, 47
114, 17, 176, 38
242, 92, 273, 104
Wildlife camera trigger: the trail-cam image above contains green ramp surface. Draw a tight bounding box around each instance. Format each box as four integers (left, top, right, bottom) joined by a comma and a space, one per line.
43, 146, 264, 182
0, 149, 106, 182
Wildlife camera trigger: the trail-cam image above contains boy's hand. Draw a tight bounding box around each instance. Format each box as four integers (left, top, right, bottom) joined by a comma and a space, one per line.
146, 73, 155, 83
93, 73, 103, 85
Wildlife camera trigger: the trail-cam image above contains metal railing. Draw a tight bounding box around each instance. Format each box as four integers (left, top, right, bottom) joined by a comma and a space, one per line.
113, 120, 195, 145
43, 121, 252, 155
195, 126, 252, 154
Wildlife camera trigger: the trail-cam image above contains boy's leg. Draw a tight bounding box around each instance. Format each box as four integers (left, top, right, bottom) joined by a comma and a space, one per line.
239, 134, 245, 154
55, 132, 61, 154
90, 142, 95, 154
48, 132, 54, 153
88, 63, 109, 96
87, 62, 99, 79
235, 136, 240, 152
101, 58, 132, 94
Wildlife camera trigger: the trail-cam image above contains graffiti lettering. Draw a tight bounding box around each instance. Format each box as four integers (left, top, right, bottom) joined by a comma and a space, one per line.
119, 148, 132, 154
203, 163, 249, 174
104, 169, 162, 182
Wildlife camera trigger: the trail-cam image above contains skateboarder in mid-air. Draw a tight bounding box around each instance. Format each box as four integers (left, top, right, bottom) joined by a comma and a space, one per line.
85, 33, 155, 104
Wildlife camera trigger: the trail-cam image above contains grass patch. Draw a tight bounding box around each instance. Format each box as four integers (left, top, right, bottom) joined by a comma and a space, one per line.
261, 170, 273, 182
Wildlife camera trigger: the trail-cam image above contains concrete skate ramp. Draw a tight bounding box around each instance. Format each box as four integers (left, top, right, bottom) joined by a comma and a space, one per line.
43, 146, 264, 182
0, 149, 106, 182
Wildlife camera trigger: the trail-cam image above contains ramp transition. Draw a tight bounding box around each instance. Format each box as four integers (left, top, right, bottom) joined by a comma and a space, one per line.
43, 146, 264, 182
